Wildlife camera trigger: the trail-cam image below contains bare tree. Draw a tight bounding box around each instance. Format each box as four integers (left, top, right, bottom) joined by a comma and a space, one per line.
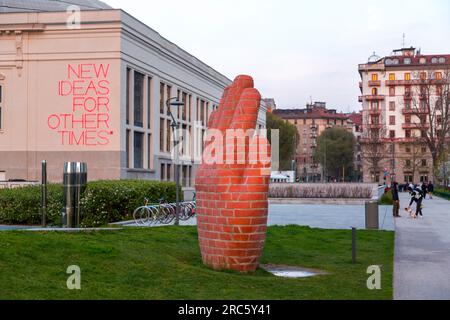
406, 67, 450, 183
401, 132, 425, 181
361, 111, 388, 183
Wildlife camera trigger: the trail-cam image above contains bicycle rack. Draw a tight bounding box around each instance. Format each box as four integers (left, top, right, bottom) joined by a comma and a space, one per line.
133, 201, 196, 226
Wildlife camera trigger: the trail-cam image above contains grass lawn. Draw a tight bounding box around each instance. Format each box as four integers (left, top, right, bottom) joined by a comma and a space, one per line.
0, 226, 394, 300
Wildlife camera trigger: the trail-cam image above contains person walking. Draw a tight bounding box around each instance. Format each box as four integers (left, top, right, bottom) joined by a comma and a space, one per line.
421, 182, 428, 200
392, 181, 400, 218
406, 185, 424, 219
428, 181, 434, 199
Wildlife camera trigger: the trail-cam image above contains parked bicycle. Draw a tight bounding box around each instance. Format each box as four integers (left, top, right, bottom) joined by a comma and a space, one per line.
132, 197, 196, 226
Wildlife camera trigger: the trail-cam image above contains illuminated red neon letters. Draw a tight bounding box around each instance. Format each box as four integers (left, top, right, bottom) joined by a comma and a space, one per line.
48, 63, 113, 146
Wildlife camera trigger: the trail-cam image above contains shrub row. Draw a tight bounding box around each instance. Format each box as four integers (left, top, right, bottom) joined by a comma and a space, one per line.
269, 183, 374, 199
0, 180, 180, 227
434, 188, 450, 201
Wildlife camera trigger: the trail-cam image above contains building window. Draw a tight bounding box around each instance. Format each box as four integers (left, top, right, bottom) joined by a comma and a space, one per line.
406, 147, 411, 153
405, 100, 411, 110
405, 115, 411, 124
404, 73, 411, 81
166, 119, 171, 153
371, 74, 378, 81
435, 72, 442, 80
126, 68, 131, 125
159, 118, 165, 152
126, 129, 130, 168
421, 147, 427, 153
147, 77, 152, 129
389, 87, 395, 96
134, 71, 144, 127
146, 133, 152, 170
389, 101, 395, 111
389, 130, 395, 138
421, 159, 427, 167
160, 83, 165, 114
371, 101, 379, 109
372, 88, 378, 95
406, 159, 411, 167
134, 132, 144, 169
389, 116, 395, 125
389, 73, 395, 81
166, 86, 172, 116
420, 72, 427, 80
167, 164, 171, 181
160, 163, 165, 180
405, 130, 411, 138
421, 130, 427, 138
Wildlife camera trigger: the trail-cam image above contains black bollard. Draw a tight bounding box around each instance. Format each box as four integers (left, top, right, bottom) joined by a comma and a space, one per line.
352, 227, 357, 263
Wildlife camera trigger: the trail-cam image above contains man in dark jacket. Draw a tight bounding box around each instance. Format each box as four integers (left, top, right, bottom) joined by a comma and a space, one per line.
428, 182, 434, 199
392, 182, 400, 217
421, 182, 428, 200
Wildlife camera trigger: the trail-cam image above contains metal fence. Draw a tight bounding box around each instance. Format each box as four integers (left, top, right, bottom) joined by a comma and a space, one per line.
133, 201, 196, 226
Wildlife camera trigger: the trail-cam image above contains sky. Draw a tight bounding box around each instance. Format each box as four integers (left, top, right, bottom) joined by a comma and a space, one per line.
105, 0, 450, 112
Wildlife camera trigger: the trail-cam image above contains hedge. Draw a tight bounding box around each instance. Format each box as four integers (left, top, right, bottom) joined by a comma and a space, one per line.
434, 188, 450, 201
0, 180, 180, 227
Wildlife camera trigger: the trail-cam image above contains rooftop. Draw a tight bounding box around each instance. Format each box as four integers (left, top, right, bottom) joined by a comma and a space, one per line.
273, 103, 350, 120
0, 0, 111, 12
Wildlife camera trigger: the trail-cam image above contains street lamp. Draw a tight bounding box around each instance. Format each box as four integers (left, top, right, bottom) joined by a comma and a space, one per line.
166, 97, 185, 226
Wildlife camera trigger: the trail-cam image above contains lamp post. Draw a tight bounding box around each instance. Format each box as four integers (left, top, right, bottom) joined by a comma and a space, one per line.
166, 97, 185, 226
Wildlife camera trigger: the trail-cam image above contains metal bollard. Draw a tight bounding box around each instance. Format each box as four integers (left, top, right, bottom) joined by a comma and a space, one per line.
62, 162, 87, 228
41, 160, 47, 227
365, 200, 379, 230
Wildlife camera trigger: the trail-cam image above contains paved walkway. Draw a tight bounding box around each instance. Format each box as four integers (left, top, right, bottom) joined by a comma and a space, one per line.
394, 192, 450, 300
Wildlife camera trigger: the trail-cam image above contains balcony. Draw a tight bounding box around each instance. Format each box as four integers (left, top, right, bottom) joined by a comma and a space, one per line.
368, 80, 381, 87
363, 95, 385, 101
402, 123, 430, 130
368, 124, 383, 129
385, 80, 413, 86
402, 108, 429, 115
369, 109, 381, 115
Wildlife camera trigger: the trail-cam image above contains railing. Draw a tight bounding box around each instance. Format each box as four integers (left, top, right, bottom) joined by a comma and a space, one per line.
0, 181, 39, 189
133, 201, 196, 226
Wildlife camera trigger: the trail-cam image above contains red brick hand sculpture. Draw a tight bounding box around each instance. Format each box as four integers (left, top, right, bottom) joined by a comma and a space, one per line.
195, 75, 271, 272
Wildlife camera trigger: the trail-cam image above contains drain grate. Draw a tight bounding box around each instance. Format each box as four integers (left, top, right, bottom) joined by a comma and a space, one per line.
260, 264, 327, 278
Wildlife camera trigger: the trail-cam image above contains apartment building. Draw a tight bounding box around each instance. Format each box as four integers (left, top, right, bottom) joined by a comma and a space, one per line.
358, 47, 450, 183
0, 1, 267, 195
273, 102, 354, 182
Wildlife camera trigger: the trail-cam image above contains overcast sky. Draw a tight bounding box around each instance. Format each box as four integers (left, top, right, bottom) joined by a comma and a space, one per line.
106, 0, 450, 112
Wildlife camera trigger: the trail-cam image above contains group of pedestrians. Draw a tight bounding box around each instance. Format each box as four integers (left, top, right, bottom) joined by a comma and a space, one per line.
391, 181, 434, 219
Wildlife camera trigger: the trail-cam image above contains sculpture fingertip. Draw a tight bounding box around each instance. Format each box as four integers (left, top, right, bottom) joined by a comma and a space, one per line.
233, 75, 254, 89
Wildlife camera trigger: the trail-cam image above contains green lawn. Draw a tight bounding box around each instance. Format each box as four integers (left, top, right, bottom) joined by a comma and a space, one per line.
0, 226, 394, 300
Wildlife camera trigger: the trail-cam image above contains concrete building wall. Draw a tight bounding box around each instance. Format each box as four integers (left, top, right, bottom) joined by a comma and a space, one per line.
0, 9, 267, 194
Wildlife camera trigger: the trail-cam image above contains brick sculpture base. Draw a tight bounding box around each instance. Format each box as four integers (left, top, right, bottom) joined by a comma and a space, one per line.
195, 75, 270, 272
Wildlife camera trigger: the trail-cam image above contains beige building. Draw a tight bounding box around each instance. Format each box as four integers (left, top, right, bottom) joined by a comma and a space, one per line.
273, 102, 356, 182
0, 1, 267, 194
358, 47, 450, 183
